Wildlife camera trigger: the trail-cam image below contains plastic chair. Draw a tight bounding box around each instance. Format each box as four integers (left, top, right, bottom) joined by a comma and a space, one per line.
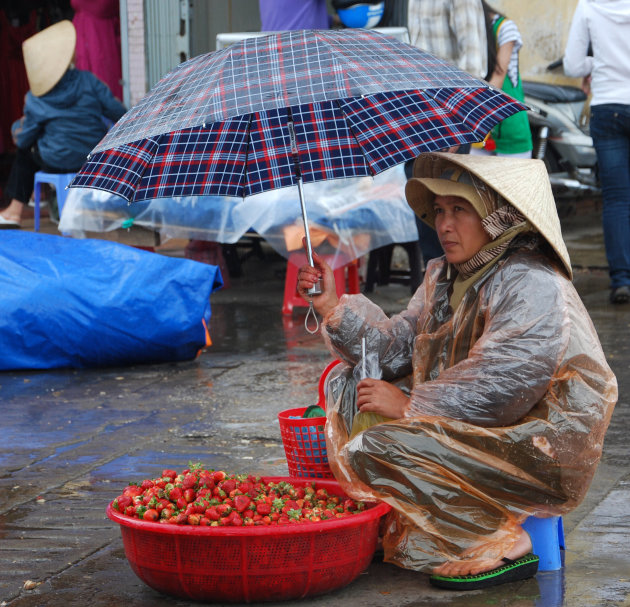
33, 171, 76, 232
364, 241, 422, 293
282, 252, 360, 315
522, 515, 565, 571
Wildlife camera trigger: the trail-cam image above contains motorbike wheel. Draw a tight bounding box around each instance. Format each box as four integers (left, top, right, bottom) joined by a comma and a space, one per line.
542, 144, 563, 174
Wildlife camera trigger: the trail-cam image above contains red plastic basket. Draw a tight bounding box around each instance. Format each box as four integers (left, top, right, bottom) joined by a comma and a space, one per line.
278, 407, 332, 478
107, 477, 390, 603
278, 360, 339, 479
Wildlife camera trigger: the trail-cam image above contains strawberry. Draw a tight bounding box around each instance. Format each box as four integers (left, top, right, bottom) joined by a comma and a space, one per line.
142, 508, 159, 522
221, 479, 237, 495
287, 509, 301, 521
315, 489, 328, 500
160, 508, 174, 520
192, 499, 208, 513
256, 501, 271, 516
113, 495, 132, 512
182, 474, 197, 489
166, 486, 182, 502
343, 499, 356, 511
123, 485, 143, 498
233, 494, 251, 513
238, 481, 253, 495
205, 506, 220, 521
212, 470, 226, 482
156, 499, 170, 513
226, 511, 243, 526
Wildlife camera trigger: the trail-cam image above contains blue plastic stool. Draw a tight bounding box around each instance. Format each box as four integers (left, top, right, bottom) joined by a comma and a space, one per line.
522, 515, 565, 571
33, 171, 76, 232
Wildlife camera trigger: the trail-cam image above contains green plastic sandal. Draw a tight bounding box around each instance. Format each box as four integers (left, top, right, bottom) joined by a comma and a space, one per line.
429, 553, 539, 590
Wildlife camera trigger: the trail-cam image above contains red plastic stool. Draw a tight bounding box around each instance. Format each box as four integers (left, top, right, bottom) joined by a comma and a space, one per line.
282, 252, 360, 315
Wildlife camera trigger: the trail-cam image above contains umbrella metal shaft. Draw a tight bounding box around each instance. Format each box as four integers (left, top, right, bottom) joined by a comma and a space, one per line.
296, 176, 322, 295
288, 114, 321, 295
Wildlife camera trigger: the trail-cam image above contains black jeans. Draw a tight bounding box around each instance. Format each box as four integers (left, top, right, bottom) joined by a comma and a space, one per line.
4, 146, 68, 204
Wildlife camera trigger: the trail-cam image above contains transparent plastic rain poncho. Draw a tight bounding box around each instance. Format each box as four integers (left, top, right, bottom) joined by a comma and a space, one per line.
321, 245, 617, 571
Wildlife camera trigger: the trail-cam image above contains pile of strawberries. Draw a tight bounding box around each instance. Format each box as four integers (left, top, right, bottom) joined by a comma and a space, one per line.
111, 463, 366, 526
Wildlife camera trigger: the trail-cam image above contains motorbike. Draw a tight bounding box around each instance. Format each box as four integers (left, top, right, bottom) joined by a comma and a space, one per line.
522, 60, 600, 199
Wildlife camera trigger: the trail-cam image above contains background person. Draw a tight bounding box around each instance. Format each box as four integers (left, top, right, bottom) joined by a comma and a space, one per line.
405, 0, 488, 278
0, 20, 126, 228
471, 1, 533, 157
406, 0, 487, 79
258, 0, 333, 30
563, 0, 630, 305
296, 152, 617, 589
71, 0, 123, 101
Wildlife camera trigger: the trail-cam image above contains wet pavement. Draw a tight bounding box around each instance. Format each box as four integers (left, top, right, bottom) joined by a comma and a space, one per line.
1, 202, 629, 607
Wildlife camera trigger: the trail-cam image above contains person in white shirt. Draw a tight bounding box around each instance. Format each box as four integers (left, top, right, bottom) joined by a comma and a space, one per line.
563, 0, 630, 304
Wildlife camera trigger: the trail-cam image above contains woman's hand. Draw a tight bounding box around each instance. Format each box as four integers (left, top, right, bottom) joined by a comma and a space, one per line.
296, 238, 339, 316
356, 378, 409, 419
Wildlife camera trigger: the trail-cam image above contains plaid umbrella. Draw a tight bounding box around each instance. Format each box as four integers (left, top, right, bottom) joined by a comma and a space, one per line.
70, 28, 526, 274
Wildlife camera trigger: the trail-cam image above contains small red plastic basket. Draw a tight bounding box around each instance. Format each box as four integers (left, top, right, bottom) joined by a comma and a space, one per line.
278, 360, 339, 479
107, 477, 390, 603
278, 407, 332, 478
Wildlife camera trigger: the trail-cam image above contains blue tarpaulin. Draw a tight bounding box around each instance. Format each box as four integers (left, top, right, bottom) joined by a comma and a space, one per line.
0, 232, 223, 370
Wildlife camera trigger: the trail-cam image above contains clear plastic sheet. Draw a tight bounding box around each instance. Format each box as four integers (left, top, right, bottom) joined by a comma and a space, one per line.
59, 165, 418, 270
320, 248, 617, 571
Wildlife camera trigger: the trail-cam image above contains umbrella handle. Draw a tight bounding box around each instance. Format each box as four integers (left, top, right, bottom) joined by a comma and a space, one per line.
305, 301, 320, 334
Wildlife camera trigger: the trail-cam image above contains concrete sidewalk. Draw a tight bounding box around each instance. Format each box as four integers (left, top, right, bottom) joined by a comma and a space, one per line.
1, 205, 628, 607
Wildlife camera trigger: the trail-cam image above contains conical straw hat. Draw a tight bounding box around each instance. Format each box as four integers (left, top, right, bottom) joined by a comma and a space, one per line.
405, 152, 572, 279
22, 20, 76, 97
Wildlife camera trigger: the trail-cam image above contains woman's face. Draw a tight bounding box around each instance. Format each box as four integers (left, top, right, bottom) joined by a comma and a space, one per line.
433, 195, 492, 265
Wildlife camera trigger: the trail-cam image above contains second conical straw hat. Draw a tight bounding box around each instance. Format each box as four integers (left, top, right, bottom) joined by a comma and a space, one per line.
22, 20, 76, 97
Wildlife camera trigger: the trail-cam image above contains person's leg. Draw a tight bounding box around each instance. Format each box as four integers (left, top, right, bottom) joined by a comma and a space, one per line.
346, 418, 565, 575
0, 200, 25, 225
1, 147, 41, 224
590, 104, 630, 297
